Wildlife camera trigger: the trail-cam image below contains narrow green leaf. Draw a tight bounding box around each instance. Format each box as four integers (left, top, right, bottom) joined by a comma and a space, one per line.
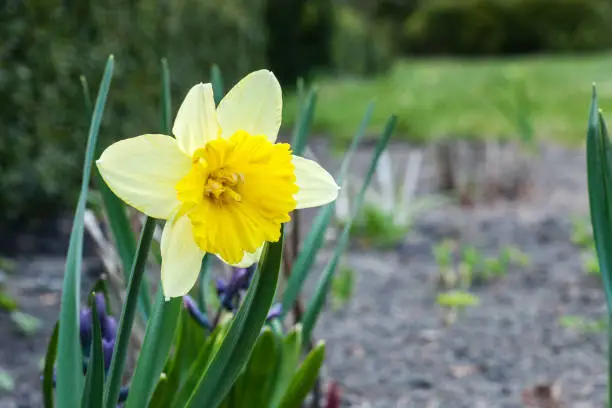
182, 229, 284, 408
302, 115, 397, 342
197, 254, 212, 311
103, 218, 157, 408
161, 58, 172, 136
168, 318, 230, 407
81, 301, 104, 408
81, 75, 151, 321
211, 64, 224, 105
124, 290, 182, 408
291, 88, 317, 156
234, 328, 279, 408
269, 325, 303, 408
281, 102, 375, 317
278, 341, 326, 408
587, 86, 612, 308
56, 55, 114, 408
43, 323, 59, 408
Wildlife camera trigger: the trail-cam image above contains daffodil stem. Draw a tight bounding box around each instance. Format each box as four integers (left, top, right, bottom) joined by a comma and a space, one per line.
103, 216, 156, 408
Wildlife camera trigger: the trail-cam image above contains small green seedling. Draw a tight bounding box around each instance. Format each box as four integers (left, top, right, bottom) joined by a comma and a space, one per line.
331, 264, 355, 310
436, 290, 480, 325
570, 215, 594, 249
559, 315, 606, 333
11, 311, 42, 336
433, 239, 458, 288
0, 369, 14, 392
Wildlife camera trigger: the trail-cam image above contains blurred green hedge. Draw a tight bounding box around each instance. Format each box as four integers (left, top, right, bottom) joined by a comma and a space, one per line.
1, 0, 269, 221
403, 0, 612, 55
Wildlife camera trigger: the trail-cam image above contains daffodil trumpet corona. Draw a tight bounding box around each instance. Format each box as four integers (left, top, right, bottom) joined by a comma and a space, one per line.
97, 70, 339, 298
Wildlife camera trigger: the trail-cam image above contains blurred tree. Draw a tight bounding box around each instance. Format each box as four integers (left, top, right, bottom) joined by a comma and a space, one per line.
265, 0, 334, 86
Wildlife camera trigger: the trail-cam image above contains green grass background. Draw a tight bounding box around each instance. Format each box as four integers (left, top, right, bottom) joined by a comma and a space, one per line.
284, 53, 612, 145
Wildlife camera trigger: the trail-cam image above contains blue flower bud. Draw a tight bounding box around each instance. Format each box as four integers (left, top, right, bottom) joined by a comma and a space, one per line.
183, 296, 212, 330
102, 315, 118, 342
102, 338, 115, 371
266, 303, 282, 321
94, 293, 107, 321
79, 309, 92, 353
215, 278, 227, 296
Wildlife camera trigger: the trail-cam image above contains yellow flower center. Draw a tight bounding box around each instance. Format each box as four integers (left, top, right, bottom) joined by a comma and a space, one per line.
175, 130, 298, 264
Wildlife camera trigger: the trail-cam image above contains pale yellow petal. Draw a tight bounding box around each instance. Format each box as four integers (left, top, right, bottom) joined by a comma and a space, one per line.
160, 215, 205, 298
217, 70, 282, 142
96, 134, 191, 219
293, 155, 339, 209
173, 83, 219, 156
217, 246, 263, 268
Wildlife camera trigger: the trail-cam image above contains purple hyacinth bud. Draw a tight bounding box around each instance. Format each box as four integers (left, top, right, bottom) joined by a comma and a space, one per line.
93, 293, 107, 321
266, 303, 282, 321
79, 309, 92, 351
232, 268, 251, 290
183, 295, 212, 330
215, 278, 227, 296
102, 315, 118, 342
102, 338, 115, 371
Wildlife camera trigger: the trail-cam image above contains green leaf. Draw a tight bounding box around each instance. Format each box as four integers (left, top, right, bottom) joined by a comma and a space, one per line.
0, 369, 14, 392
43, 322, 59, 408
161, 58, 173, 135
281, 102, 375, 318
149, 309, 207, 408
103, 218, 156, 408
181, 229, 284, 408
124, 290, 182, 408
331, 265, 355, 310
211, 64, 224, 105
197, 254, 212, 311
269, 325, 303, 408
233, 328, 279, 408
436, 291, 480, 308
82, 74, 151, 321
291, 88, 316, 155
587, 86, 612, 308
168, 318, 230, 407
302, 115, 397, 343
0, 291, 17, 312
81, 300, 104, 408
104, 57, 174, 408
11, 311, 42, 336
278, 341, 326, 408
56, 55, 114, 408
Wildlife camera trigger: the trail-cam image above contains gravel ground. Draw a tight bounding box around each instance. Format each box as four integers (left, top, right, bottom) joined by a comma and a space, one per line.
0, 141, 607, 408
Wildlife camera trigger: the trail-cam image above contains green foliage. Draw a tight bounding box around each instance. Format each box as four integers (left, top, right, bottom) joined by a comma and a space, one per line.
331, 5, 394, 76
403, 0, 612, 56
10, 311, 42, 336
47, 56, 394, 408
265, 0, 333, 85
559, 315, 607, 333
348, 204, 410, 249
0, 369, 15, 392
436, 291, 480, 309
571, 215, 595, 248
585, 84, 612, 405
330, 265, 355, 311
1, 1, 266, 221
434, 241, 529, 288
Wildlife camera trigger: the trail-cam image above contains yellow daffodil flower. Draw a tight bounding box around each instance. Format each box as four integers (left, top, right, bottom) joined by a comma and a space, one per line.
96, 70, 339, 298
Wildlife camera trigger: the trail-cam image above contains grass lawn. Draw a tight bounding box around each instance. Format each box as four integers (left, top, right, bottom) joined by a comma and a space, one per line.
283, 53, 612, 145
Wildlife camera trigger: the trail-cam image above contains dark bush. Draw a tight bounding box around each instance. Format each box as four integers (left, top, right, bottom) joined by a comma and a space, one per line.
0, 0, 267, 221
403, 0, 612, 55
331, 5, 395, 76
265, 0, 334, 86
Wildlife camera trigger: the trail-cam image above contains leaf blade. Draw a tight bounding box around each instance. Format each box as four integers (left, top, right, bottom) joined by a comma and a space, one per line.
56, 55, 114, 408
